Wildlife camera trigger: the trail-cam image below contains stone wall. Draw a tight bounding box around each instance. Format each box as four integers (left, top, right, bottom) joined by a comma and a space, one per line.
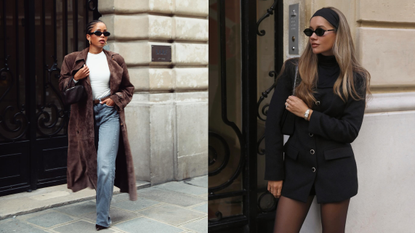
99, 0, 208, 185
283, 0, 415, 232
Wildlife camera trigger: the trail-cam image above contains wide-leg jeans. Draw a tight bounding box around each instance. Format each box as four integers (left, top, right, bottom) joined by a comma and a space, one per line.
94, 103, 120, 227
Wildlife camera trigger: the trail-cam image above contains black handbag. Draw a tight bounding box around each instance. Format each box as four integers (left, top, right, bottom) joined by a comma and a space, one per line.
62, 81, 85, 105
280, 65, 299, 135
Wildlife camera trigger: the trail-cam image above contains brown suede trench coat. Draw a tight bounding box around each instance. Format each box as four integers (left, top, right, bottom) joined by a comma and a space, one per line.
59, 47, 137, 201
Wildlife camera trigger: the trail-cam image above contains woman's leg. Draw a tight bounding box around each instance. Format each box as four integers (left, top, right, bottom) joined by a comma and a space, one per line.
320, 199, 350, 233
94, 104, 120, 227
273, 196, 314, 233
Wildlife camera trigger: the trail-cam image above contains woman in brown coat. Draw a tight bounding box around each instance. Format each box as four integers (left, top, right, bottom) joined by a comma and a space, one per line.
59, 20, 136, 231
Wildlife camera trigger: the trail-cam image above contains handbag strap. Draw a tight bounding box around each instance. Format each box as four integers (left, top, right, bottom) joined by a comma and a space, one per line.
64, 80, 70, 91
292, 65, 298, 95
64, 77, 78, 91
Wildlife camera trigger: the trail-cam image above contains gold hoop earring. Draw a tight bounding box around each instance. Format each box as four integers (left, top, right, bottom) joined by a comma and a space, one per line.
89, 40, 91, 45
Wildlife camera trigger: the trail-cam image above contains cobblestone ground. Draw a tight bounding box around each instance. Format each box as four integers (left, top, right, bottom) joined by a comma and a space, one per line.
0, 176, 207, 233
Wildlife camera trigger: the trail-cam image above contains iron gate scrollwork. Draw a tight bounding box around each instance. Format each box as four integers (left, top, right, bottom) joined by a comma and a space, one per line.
256, 70, 277, 158
256, 70, 278, 214
0, 56, 29, 141
0, 0, 101, 196
256, 0, 279, 36
208, 0, 246, 226
209, 0, 283, 232
36, 56, 66, 137
255, 0, 284, 228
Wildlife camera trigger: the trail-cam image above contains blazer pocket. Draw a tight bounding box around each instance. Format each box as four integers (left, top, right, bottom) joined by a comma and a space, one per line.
284, 144, 299, 161
324, 146, 354, 161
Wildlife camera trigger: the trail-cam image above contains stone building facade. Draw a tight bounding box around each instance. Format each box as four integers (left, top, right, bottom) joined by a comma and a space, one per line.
93, 0, 415, 230
282, 0, 415, 232
99, 0, 209, 185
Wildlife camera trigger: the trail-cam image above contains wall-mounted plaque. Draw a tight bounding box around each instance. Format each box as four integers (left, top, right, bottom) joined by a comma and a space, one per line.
151, 45, 172, 62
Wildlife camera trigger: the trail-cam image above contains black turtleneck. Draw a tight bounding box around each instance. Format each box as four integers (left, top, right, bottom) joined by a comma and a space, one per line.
317, 54, 340, 88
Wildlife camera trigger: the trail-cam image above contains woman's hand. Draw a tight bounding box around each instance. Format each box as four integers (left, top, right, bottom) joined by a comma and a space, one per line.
268, 180, 283, 198
285, 96, 311, 119
73, 65, 89, 81
101, 98, 115, 107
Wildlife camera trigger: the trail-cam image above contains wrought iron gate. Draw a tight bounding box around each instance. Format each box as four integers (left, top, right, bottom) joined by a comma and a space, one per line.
0, 0, 100, 196
208, 0, 283, 232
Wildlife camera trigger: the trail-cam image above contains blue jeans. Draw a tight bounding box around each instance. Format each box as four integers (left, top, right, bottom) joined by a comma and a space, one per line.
94, 103, 120, 227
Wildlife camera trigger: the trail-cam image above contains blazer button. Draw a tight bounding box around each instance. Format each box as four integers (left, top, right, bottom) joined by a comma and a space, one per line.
315, 101, 321, 106
312, 167, 316, 172
310, 149, 315, 155
309, 133, 314, 137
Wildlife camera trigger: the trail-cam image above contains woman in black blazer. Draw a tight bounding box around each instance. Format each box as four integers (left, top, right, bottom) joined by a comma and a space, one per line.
265, 7, 370, 233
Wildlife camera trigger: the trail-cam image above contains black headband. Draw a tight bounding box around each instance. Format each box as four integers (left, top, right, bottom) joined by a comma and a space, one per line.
312, 8, 339, 29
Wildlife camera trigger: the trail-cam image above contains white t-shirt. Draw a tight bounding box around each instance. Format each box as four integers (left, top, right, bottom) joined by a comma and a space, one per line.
86, 51, 111, 100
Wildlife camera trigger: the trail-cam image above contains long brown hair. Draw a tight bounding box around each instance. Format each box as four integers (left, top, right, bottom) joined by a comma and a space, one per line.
296, 7, 370, 107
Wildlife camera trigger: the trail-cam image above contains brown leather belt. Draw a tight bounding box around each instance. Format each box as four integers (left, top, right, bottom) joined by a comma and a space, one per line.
93, 96, 110, 105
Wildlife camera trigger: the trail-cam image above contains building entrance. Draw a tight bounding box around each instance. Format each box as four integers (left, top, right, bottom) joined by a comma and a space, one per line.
0, 0, 100, 196
208, 0, 283, 232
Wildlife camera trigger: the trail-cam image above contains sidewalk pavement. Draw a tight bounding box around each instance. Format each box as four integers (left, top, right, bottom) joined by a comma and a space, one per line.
0, 176, 207, 233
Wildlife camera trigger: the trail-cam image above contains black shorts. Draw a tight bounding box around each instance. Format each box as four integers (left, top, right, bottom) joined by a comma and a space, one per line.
309, 182, 316, 196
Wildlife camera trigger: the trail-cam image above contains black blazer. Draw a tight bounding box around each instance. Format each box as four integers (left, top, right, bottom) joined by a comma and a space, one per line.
264, 58, 367, 203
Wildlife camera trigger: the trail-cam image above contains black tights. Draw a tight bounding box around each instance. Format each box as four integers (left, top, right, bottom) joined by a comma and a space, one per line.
273, 196, 350, 233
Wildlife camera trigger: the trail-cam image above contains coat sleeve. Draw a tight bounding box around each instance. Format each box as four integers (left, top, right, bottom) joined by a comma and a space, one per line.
58, 54, 76, 92
308, 75, 367, 143
264, 60, 296, 181
110, 54, 135, 111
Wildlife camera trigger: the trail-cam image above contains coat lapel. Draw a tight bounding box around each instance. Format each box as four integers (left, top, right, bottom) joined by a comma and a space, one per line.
73, 47, 91, 86
104, 50, 122, 94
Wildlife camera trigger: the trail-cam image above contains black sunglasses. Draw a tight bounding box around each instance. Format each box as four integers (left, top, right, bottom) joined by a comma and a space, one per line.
303, 28, 336, 37
89, 31, 111, 37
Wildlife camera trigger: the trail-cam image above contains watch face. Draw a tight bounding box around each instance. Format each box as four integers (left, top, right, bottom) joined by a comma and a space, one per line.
304, 109, 310, 120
